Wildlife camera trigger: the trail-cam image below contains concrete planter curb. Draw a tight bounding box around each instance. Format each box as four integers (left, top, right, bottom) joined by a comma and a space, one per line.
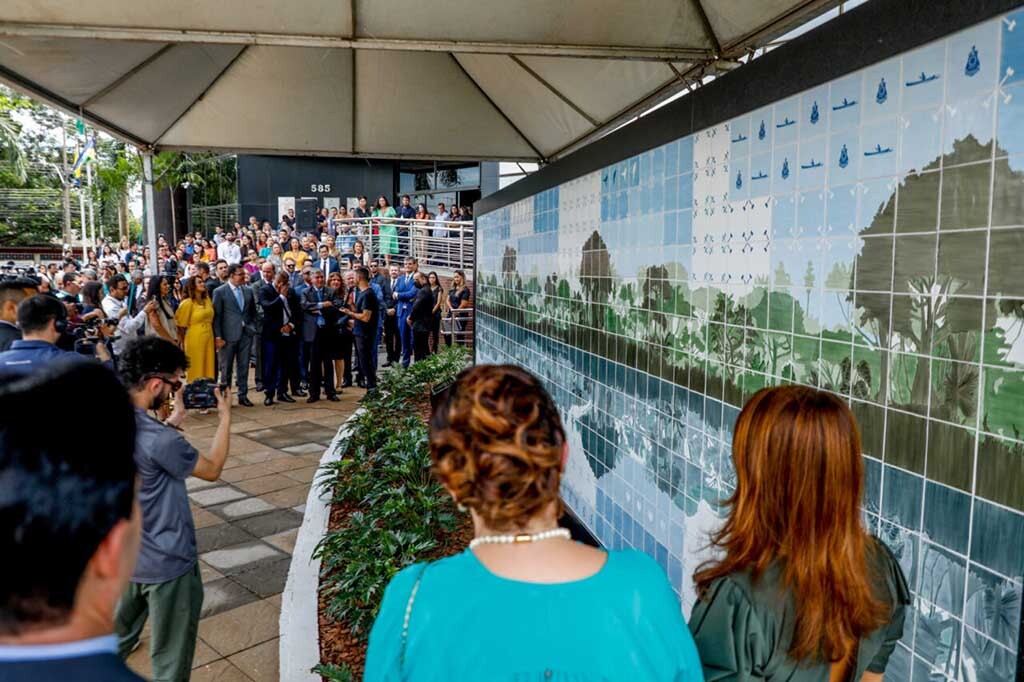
279, 408, 362, 681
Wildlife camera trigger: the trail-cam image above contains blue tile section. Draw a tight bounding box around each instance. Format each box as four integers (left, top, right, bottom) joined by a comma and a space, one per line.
475, 13, 1024, 680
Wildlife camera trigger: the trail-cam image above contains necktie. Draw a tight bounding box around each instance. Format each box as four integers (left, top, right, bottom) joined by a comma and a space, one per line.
234, 286, 243, 312
322, 259, 327, 275
316, 288, 325, 327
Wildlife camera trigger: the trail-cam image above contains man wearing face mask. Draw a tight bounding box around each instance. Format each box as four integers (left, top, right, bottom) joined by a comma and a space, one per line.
113, 337, 232, 681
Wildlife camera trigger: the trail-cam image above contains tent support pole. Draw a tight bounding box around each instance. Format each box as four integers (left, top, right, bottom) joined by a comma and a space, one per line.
142, 151, 159, 274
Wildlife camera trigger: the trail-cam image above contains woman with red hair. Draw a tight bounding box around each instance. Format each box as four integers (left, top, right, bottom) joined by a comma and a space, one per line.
690, 386, 910, 681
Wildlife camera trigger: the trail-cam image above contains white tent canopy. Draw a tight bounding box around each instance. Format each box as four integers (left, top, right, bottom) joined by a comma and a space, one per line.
0, 0, 838, 162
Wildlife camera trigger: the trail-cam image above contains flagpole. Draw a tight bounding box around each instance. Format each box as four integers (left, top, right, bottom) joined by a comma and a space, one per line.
79, 184, 87, 264
86, 158, 96, 250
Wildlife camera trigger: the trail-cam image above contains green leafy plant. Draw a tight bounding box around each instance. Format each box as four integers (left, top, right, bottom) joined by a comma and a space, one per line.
314, 347, 470, 653
311, 661, 356, 681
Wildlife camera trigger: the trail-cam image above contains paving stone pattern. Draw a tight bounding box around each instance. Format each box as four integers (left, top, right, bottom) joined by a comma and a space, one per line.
126, 371, 361, 681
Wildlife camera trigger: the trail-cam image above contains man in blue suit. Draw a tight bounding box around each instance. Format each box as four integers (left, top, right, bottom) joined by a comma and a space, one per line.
393, 257, 420, 368
0, 294, 113, 375
314, 244, 340, 281
0, 362, 144, 681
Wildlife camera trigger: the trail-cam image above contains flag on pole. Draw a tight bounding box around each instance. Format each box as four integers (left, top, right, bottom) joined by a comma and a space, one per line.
75, 118, 86, 135
71, 137, 96, 179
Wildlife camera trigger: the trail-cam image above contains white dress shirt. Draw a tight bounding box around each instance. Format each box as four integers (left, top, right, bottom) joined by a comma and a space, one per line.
101, 294, 148, 355
217, 241, 242, 265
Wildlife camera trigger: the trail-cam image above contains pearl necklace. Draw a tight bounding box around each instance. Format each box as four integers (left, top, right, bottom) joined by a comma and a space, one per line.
469, 527, 571, 549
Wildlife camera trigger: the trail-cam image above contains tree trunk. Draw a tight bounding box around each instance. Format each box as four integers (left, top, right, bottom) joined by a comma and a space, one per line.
168, 185, 176, 243
118, 195, 128, 240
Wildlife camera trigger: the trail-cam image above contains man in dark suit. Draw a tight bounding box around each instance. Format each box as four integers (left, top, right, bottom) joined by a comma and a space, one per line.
368, 260, 386, 290
0, 363, 144, 681
212, 264, 259, 407
284, 258, 302, 289
0, 278, 38, 351
393, 257, 419, 368
301, 269, 342, 403
408, 271, 434, 362
314, 244, 340, 280
250, 263, 275, 394
206, 259, 229, 295
258, 270, 304, 406
380, 263, 400, 366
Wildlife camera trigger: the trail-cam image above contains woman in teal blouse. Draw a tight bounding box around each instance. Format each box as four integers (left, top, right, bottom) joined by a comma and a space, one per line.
365, 365, 703, 682
689, 386, 910, 681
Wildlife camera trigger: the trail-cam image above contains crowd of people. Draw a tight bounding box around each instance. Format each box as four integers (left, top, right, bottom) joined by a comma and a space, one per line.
0, 195, 909, 682
0, 193, 474, 405
1, 358, 909, 681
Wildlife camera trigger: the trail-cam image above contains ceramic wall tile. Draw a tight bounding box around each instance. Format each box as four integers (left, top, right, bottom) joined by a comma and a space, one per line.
902, 42, 947, 111
860, 118, 900, 179
895, 170, 940, 233
900, 107, 944, 174
830, 73, 863, 130
939, 161, 992, 230
947, 20, 1000, 97
800, 85, 829, 138
475, 13, 1023, 670
943, 93, 996, 164
862, 58, 902, 123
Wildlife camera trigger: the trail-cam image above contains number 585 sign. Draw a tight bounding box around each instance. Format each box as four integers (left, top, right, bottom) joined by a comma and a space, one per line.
310, 183, 332, 192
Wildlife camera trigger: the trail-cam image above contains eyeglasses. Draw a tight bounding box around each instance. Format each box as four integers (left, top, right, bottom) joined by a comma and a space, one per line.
144, 374, 183, 392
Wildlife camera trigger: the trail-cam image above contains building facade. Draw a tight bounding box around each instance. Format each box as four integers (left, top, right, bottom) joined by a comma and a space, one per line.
184, 155, 498, 235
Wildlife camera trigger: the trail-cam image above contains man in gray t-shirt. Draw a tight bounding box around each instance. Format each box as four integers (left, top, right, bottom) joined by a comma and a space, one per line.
130, 408, 199, 583
113, 337, 232, 682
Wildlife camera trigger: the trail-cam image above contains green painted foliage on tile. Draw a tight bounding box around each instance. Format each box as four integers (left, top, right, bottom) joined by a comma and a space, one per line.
481, 136, 1024, 511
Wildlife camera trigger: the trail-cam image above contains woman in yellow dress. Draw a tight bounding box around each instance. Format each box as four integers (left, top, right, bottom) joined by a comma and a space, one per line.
174, 276, 216, 381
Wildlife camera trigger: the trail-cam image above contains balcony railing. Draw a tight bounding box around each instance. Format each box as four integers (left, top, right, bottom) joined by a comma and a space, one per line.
326, 217, 474, 273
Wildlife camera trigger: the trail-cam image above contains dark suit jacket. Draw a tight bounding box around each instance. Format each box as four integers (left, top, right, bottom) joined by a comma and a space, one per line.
205, 276, 224, 296
379, 277, 396, 311
0, 320, 21, 352
250, 277, 272, 332
212, 282, 258, 342
0, 653, 145, 681
311, 257, 340, 278
258, 283, 302, 340
409, 285, 434, 332
301, 286, 343, 343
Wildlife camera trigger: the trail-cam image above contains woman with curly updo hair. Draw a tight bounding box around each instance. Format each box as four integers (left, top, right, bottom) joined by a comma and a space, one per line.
364, 364, 702, 681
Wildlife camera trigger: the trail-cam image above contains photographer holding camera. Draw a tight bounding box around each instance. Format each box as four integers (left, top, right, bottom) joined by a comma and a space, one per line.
114, 336, 232, 681
0, 294, 112, 376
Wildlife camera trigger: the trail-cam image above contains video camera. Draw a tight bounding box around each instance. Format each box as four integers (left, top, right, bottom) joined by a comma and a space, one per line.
0, 262, 41, 285
71, 318, 119, 356
182, 378, 223, 410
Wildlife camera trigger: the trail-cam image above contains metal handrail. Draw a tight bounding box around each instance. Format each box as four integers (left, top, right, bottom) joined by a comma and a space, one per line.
444, 307, 474, 347
317, 216, 475, 272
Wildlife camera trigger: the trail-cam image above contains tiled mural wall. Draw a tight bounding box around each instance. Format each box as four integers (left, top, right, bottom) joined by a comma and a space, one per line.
476, 11, 1024, 682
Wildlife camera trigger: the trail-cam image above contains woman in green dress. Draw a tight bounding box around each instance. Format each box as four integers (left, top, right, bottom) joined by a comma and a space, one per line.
372, 195, 398, 267
690, 386, 910, 682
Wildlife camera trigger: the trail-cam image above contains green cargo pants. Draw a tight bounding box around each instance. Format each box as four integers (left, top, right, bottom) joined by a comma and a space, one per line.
115, 563, 204, 682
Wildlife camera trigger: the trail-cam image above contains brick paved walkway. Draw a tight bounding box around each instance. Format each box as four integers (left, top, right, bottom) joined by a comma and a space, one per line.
127, 380, 361, 681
